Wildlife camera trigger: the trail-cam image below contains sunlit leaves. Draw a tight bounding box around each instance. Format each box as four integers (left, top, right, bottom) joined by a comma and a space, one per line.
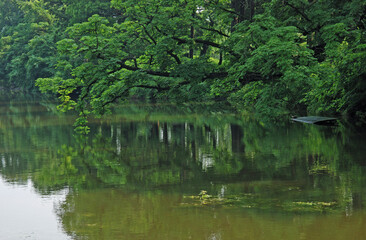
17, 0, 55, 24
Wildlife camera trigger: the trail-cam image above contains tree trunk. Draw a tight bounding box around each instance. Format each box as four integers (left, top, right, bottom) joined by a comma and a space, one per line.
189, 25, 194, 58
231, 0, 256, 29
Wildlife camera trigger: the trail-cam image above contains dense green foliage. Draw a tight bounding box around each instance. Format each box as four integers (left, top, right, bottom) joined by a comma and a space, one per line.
1, 0, 365, 121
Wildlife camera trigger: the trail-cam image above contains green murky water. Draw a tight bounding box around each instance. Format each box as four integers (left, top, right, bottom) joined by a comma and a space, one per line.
1, 97, 366, 240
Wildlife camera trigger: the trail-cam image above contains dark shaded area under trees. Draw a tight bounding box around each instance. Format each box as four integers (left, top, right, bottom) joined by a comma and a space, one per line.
1, 0, 365, 126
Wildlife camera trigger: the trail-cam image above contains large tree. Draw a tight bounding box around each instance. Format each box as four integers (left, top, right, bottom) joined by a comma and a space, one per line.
12, 0, 364, 125
36, 0, 252, 132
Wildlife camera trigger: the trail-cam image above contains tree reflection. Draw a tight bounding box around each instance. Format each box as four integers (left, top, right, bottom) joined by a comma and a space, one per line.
1, 99, 366, 239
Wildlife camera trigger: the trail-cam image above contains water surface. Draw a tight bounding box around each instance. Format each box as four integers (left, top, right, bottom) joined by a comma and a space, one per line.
1, 97, 366, 239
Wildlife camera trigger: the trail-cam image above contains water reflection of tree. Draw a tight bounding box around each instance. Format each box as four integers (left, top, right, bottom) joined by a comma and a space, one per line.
0, 98, 75, 184
33, 120, 247, 192
28, 116, 366, 218
1, 100, 366, 224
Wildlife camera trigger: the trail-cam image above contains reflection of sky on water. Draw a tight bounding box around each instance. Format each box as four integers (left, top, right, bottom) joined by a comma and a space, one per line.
200, 152, 215, 171
0, 178, 69, 240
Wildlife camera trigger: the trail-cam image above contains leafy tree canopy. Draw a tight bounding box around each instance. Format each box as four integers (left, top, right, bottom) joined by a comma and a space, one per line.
0, 0, 365, 124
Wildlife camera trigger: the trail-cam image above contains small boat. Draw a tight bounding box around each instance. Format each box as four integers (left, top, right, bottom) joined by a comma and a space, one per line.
291, 116, 337, 125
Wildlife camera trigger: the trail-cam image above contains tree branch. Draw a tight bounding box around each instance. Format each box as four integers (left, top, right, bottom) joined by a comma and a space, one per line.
117, 61, 228, 80
134, 84, 169, 91
154, 26, 239, 58
217, 6, 240, 16
167, 50, 181, 64
199, 26, 230, 38
155, 26, 222, 49
283, 0, 312, 23
141, 24, 157, 45
204, 71, 228, 79
118, 62, 170, 77
171, 35, 221, 49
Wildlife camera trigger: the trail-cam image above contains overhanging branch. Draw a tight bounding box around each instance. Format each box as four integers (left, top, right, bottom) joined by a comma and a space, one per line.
199, 26, 230, 38
118, 62, 170, 77
115, 60, 228, 80
284, 0, 312, 23
154, 26, 240, 58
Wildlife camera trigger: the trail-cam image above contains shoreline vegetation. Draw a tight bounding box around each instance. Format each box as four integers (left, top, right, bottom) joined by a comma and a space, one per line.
1, 0, 365, 127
